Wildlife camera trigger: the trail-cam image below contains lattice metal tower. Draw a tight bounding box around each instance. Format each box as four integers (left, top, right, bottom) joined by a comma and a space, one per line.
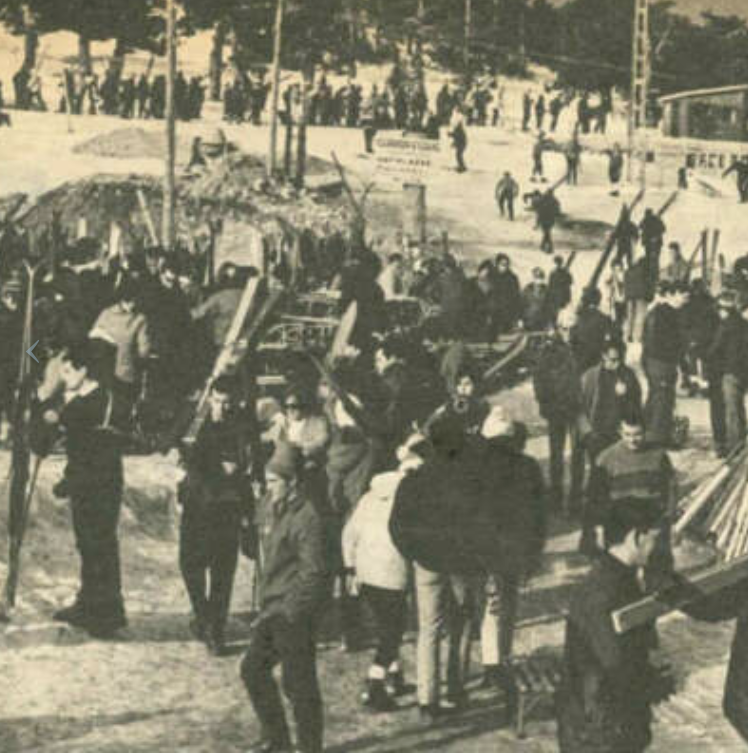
628, 0, 650, 184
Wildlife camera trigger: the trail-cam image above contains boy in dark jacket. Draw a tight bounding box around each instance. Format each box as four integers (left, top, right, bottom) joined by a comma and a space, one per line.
241, 443, 329, 753
178, 375, 255, 655
557, 499, 665, 752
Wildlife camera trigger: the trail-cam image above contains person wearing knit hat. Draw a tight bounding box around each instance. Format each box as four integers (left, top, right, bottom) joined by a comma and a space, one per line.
241, 438, 328, 752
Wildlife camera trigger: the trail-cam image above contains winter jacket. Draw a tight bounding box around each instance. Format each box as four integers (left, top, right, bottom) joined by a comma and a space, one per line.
478, 437, 547, 573
255, 486, 330, 624
389, 439, 488, 575
557, 553, 657, 752
90, 304, 151, 386
574, 307, 618, 372
707, 311, 748, 383
642, 302, 684, 366
547, 268, 573, 313
533, 337, 583, 422
343, 470, 410, 591
580, 364, 642, 449
624, 259, 651, 302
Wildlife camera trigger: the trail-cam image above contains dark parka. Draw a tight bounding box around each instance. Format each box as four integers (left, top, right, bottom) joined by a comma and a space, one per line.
557, 553, 658, 752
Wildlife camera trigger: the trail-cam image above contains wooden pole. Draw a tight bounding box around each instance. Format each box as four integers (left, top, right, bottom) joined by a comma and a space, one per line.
163, 0, 177, 251
268, 0, 286, 179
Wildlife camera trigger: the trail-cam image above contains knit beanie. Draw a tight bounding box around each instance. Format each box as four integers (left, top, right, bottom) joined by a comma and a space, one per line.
267, 442, 303, 481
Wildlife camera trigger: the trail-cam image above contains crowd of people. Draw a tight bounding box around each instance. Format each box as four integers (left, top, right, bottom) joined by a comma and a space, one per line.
3, 198, 748, 751
11, 65, 206, 122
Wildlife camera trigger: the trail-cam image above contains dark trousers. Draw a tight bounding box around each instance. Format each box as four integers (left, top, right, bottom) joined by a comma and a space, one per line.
179, 500, 241, 637
71, 487, 124, 619
644, 358, 678, 446
548, 417, 585, 513
363, 124, 377, 153
710, 373, 746, 455
241, 615, 323, 752
360, 584, 407, 669
540, 224, 555, 254
498, 191, 515, 220
566, 160, 578, 185
455, 144, 467, 172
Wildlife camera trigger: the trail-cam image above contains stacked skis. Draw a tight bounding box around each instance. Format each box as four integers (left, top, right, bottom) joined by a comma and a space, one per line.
675, 444, 748, 561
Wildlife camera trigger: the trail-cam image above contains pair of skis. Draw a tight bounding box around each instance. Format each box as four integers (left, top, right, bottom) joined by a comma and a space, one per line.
1, 260, 45, 621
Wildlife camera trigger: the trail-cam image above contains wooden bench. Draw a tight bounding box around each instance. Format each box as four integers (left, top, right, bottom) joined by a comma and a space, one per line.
507, 654, 563, 739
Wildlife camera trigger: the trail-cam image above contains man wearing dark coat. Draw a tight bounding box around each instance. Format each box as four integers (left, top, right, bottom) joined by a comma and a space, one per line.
241, 443, 329, 753
536, 189, 560, 254
642, 281, 689, 446
574, 287, 619, 372
547, 255, 573, 321
581, 340, 642, 460
706, 291, 748, 457
640, 208, 666, 283
533, 309, 585, 514
178, 376, 254, 655
556, 499, 665, 752
493, 254, 522, 334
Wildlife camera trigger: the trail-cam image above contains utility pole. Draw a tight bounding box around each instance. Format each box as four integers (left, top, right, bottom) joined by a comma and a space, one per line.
268, 0, 286, 179
163, 0, 177, 250
628, 0, 650, 185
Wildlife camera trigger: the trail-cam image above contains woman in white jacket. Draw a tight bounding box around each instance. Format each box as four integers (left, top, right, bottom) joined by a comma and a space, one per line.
342, 434, 426, 712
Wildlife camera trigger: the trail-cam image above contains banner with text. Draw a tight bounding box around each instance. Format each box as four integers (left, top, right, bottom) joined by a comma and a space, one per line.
373, 134, 442, 184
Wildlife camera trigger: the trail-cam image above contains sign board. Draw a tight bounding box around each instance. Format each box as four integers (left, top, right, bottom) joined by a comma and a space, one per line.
373, 134, 441, 184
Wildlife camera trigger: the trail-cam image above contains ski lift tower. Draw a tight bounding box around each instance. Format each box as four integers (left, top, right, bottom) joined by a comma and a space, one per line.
628, 0, 650, 185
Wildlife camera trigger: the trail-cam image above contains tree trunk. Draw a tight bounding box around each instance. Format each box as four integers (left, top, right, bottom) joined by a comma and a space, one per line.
78, 34, 92, 75
209, 21, 226, 101
464, 0, 472, 75
295, 63, 314, 189
23, 30, 38, 71
492, 0, 500, 73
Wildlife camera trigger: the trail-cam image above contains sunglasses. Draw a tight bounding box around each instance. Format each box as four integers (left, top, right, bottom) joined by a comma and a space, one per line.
285, 403, 302, 410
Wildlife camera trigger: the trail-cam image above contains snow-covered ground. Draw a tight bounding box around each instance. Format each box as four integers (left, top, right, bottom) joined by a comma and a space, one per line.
0, 71, 746, 751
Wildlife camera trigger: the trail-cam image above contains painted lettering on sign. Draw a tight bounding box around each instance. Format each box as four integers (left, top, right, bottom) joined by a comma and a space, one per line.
373, 134, 442, 184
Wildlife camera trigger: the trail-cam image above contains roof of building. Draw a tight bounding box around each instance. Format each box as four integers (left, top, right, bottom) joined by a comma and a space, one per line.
660, 84, 748, 104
